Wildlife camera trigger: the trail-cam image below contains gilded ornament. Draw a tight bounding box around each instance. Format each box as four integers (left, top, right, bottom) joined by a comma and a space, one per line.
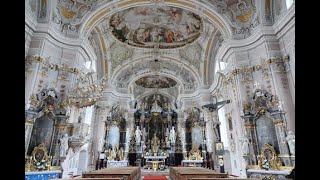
236, 9, 252, 23
61, 5, 77, 19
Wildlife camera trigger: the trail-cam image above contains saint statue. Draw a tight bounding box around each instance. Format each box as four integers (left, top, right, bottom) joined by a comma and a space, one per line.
98, 138, 105, 152
169, 126, 176, 143
59, 133, 69, 157
135, 126, 142, 145
151, 133, 160, 153
241, 136, 249, 155
118, 147, 124, 160
142, 127, 147, 143
286, 130, 295, 156
165, 127, 169, 140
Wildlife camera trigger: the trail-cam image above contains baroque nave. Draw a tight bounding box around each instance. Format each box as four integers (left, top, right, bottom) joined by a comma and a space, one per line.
25, 0, 295, 179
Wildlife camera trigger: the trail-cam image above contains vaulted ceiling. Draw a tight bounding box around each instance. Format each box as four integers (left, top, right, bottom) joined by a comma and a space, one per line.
32, 0, 261, 99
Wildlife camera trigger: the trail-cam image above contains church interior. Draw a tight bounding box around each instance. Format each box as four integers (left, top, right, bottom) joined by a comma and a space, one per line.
25, 0, 295, 179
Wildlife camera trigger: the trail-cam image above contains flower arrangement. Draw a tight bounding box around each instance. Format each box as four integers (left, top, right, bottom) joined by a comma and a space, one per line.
35, 159, 48, 171
262, 159, 270, 170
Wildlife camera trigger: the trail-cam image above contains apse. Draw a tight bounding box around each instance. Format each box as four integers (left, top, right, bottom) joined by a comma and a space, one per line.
109, 5, 203, 49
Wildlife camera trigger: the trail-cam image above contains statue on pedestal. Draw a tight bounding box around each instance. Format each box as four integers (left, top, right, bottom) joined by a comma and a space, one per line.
59, 133, 69, 157
135, 126, 142, 145
151, 133, 160, 153
98, 138, 105, 152
142, 127, 147, 143
118, 147, 124, 160
241, 136, 249, 155
169, 126, 176, 143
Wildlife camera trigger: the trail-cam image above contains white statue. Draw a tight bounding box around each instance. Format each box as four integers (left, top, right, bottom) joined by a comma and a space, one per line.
169, 126, 176, 143
206, 138, 213, 152
59, 133, 69, 157
241, 136, 249, 155
286, 130, 295, 156
135, 126, 142, 145
142, 127, 147, 143
98, 138, 105, 152
165, 128, 169, 142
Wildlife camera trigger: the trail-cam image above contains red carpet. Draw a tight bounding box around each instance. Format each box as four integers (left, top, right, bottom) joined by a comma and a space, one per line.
143, 175, 167, 180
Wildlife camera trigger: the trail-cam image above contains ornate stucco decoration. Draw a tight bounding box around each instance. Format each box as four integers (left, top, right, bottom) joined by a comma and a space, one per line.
179, 43, 202, 70
27, 88, 67, 117
110, 42, 134, 73
108, 104, 128, 122
208, 0, 259, 38
133, 85, 145, 98
225, 56, 289, 80
53, 0, 98, 32
66, 75, 107, 108
25, 55, 80, 77
241, 89, 282, 117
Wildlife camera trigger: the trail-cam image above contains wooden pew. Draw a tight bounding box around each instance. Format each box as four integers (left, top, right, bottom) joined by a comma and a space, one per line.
82, 167, 140, 180
56, 178, 123, 180
170, 167, 228, 180
187, 178, 259, 180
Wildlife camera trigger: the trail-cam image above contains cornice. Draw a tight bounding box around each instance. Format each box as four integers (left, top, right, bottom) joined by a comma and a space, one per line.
208, 71, 224, 93
214, 5, 294, 62
216, 26, 276, 62
273, 4, 295, 39
25, 11, 38, 31
32, 23, 96, 61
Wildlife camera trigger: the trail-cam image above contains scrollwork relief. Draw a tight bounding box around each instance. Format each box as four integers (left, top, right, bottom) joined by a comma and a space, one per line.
207, 0, 259, 37
54, 0, 98, 32
110, 43, 133, 73
179, 43, 202, 70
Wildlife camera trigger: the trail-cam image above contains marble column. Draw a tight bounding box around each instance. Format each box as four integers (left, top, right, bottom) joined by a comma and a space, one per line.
272, 112, 292, 166
270, 58, 295, 133
204, 109, 220, 168
25, 110, 38, 155
50, 115, 69, 166
243, 120, 258, 165
125, 110, 135, 158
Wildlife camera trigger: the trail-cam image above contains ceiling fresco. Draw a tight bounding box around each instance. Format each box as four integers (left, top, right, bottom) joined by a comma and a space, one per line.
109, 5, 203, 49
135, 75, 177, 88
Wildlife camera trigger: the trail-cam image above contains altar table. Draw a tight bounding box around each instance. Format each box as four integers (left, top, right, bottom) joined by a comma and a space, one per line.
25, 170, 61, 180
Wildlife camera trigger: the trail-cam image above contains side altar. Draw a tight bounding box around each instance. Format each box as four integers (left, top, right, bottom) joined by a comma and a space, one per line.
181, 145, 203, 167
241, 89, 295, 180
25, 143, 62, 180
